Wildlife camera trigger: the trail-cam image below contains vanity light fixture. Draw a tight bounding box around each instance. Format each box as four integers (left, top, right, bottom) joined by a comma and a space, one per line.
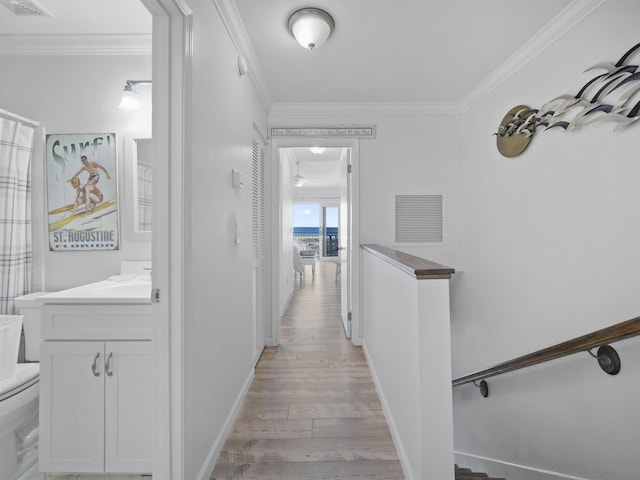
288, 8, 334, 50
309, 147, 325, 154
118, 80, 152, 112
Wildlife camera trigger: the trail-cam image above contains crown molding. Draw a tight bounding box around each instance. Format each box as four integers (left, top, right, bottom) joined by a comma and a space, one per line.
0, 0, 604, 116
270, 102, 462, 117
0, 34, 152, 56
459, 0, 607, 111
213, 0, 274, 113
269, 0, 605, 118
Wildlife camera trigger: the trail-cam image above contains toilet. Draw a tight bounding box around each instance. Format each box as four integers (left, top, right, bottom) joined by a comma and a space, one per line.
1, 293, 47, 480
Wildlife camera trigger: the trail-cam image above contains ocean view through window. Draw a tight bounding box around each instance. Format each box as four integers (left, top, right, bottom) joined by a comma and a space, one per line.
293, 204, 339, 257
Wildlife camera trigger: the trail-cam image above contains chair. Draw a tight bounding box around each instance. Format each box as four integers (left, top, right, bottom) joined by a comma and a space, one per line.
293, 241, 305, 277
293, 240, 315, 277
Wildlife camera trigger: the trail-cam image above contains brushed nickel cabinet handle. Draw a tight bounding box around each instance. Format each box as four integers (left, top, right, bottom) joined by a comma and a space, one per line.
105, 352, 114, 377
92, 352, 101, 377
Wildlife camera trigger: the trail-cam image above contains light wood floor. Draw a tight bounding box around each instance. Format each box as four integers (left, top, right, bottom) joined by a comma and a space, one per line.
211, 262, 405, 479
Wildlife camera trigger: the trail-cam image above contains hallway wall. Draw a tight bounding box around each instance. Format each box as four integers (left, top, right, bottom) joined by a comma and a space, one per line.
451, 2, 640, 479
181, 1, 269, 478
268, 110, 465, 270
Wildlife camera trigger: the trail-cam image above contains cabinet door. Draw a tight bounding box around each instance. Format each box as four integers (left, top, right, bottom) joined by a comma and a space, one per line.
40, 341, 105, 473
104, 341, 152, 473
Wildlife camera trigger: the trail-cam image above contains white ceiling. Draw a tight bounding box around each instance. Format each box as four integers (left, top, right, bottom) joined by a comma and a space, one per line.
235, 0, 573, 103
0, 0, 151, 35
0, 0, 577, 189
0, 0, 576, 104
286, 147, 343, 192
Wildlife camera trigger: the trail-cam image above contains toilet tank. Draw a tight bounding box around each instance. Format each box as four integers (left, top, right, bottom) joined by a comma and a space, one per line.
13, 293, 49, 362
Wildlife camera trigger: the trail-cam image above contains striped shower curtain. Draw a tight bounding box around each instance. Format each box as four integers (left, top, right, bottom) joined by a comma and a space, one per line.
0, 109, 37, 314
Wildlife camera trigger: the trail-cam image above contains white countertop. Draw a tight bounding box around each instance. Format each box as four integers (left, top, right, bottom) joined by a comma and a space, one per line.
38, 275, 152, 305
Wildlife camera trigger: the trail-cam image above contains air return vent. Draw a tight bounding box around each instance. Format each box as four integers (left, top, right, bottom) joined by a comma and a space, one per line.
0, 0, 51, 17
395, 194, 443, 244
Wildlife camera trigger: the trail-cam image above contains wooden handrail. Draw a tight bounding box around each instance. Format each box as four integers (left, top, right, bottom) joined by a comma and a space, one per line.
452, 316, 640, 387
361, 244, 455, 279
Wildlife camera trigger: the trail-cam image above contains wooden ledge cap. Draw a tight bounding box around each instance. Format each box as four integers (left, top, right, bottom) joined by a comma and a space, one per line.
361, 244, 455, 279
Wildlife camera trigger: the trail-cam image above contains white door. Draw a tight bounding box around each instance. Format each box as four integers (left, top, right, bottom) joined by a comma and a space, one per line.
40, 341, 105, 473
251, 138, 266, 363
339, 150, 351, 338
104, 341, 153, 473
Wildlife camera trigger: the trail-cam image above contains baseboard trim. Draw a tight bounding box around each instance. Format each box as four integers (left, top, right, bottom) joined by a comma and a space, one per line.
196, 368, 255, 480
455, 451, 594, 480
17, 461, 38, 480
362, 341, 414, 480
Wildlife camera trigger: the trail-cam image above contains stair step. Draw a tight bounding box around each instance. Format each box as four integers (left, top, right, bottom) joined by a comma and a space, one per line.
457, 477, 504, 480
455, 464, 505, 480
456, 476, 504, 480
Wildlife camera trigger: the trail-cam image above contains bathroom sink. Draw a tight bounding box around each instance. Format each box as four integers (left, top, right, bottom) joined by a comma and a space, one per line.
99, 281, 151, 298
41, 277, 152, 304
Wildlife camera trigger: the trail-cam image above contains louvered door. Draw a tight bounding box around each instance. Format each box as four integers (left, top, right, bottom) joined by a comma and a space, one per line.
251, 139, 266, 364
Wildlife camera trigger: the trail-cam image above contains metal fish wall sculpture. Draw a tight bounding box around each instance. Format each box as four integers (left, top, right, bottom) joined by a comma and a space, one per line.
496, 42, 640, 157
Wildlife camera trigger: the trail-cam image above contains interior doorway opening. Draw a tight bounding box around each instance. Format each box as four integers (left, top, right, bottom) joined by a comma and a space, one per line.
271, 139, 360, 347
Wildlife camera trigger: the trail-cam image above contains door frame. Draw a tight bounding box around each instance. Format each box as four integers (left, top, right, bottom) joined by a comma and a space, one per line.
269, 138, 361, 346
142, 0, 190, 479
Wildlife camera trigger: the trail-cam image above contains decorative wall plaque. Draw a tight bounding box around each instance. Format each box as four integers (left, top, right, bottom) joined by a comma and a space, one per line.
496, 105, 536, 157
269, 125, 376, 139
495, 42, 640, 157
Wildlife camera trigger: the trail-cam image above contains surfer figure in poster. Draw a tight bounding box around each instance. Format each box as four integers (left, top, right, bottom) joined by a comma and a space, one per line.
68, 155, 111, 216
70, 176, 104, 216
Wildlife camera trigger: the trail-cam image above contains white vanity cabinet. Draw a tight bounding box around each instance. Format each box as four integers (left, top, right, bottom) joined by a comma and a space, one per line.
39, 304, 152, 474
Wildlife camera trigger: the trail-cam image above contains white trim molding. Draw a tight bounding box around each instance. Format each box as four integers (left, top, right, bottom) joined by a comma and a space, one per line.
0, 33, 152, 55
268, 0, 606, 117
455, 452, 595, 480
460, 0, 607, 111
270, 102, 462, 116
213, 0, 273, 112
363, 341, 415, 480
196, 370, 255, 480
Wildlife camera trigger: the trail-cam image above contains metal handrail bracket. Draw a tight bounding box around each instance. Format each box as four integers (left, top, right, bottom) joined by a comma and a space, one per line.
452, 316, 640, 397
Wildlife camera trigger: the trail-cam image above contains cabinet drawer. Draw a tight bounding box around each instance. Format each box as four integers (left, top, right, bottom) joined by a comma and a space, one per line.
42, 305, 152, 340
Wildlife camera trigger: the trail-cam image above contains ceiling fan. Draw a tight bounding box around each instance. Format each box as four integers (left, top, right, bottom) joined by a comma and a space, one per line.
292, 161, 318, 187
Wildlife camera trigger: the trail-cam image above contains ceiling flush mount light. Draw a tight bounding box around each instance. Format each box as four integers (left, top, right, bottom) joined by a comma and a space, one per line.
288, 8, 334, 50
118, 80, 152, 112
309, 147, 325, 154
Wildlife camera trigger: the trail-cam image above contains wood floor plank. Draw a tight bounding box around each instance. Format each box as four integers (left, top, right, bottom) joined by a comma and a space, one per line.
253, 367, 373, 378
236, 402, 290, 420
211, 460, 405, 480
227, 419, 313, 440
256, 358, 330, 369
312, 418, 394, 438
288, 401, 383, 419
211, 262, 404, 479
246, 388, 379, 403
217, 436, 399, 464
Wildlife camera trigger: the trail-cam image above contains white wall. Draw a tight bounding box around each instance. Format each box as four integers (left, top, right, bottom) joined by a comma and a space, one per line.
269, 111, 464, 269
362, 250, 421, 479
452, 2, 640, 479
362, 248, 454, 480
0, 55, 152, 291
181, 1, 268, 478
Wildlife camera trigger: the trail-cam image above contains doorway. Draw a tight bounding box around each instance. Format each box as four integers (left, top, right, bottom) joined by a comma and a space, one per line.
270, 139, 361, 346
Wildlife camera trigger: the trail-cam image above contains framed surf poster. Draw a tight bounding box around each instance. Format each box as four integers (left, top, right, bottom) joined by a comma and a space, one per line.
46, 133, 120, 251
